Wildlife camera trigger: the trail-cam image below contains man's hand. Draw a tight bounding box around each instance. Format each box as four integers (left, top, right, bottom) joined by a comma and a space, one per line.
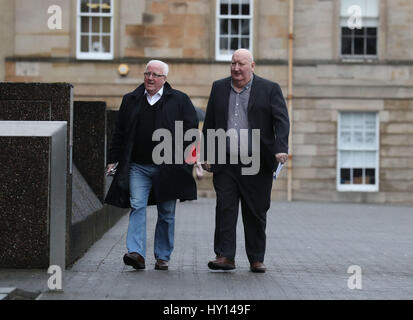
275, 153, 288, 164
106, 163, 117, 175
201, 162, 212, 172
195, 162, 204, 180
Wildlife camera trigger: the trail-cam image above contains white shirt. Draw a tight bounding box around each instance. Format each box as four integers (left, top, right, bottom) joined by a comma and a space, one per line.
144, 86, 164, 106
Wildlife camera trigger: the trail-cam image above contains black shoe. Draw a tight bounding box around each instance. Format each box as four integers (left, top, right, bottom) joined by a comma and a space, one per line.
208, 256, 235, 270
123, 252, 145, 270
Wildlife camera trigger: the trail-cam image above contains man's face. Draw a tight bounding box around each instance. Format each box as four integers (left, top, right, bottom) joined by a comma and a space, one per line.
144, 63, 166, 95
231, 52, 255, 86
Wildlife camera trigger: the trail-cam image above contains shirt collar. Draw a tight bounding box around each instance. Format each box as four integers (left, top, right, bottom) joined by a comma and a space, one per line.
144, 86, 164, 98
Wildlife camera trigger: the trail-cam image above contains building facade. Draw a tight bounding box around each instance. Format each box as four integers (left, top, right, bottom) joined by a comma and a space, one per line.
1, 0, 412, 204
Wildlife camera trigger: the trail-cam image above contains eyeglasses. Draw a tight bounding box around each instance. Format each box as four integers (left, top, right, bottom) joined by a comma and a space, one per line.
144, 72, 165, 79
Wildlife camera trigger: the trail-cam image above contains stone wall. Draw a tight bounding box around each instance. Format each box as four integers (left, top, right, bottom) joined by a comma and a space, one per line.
13, 0, 71, 58
5, 0, 413, 62
293, 0, 336, 60
123, 0, 212, 59
2, 0, 413, 204
386, 0, 413, 60
0, 0, 14, 81
380, 99, 413, 203
291, 97, 413, 204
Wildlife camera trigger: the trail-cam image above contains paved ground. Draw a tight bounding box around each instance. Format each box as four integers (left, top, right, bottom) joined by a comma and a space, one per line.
1, 198, 412, 300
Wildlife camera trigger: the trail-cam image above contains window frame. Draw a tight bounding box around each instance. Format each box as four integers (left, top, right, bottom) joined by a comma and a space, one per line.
336, 111, 380, 192
339, 0, 379, 60
215, 0, 253, 61
340, 26, 378, 57
76, 0, 114, 60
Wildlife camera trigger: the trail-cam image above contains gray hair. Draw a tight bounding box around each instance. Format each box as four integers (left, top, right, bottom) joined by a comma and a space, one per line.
146, 60, 169, 76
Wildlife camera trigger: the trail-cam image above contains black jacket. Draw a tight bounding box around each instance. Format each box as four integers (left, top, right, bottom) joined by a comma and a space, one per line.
202, 74, 290, 173
104, 82, 199, 208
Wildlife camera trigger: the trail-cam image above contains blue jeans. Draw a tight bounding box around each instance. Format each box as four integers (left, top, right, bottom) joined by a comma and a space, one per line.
127, 163, 177, 261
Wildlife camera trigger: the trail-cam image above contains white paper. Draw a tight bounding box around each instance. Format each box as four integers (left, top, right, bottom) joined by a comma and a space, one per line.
273, 162, 284, 180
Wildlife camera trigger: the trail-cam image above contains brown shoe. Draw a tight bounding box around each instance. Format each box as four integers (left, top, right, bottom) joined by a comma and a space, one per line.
208, 256, 235, 270
123, 252, 145, 270
250, 262, 266, 273
155, 259, 169, 271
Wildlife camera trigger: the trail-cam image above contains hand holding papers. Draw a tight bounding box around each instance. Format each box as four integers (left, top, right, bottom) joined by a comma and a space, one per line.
274, 152, 288, 180
273, 162, 284, 180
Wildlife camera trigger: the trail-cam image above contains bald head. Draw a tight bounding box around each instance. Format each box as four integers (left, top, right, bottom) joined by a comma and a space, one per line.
231, 49, 255, 90
232, 49, 254, 63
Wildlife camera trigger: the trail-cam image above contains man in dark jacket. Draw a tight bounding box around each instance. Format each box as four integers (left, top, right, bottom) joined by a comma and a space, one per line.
105, 60, 199, 271
202, 49, 290, 273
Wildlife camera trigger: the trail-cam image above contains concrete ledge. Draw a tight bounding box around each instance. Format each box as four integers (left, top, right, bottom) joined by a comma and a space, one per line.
69, 167, 128, 266
0, 287, 39, 300
0, 121, 67, 269
69, 205, 128, 266
70, 206, 120, 265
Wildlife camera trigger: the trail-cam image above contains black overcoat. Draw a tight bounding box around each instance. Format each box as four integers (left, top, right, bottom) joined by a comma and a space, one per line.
104, 82, 199, 208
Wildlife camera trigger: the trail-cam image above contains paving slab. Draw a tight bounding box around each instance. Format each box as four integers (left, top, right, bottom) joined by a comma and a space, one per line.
0, 198, 412, 300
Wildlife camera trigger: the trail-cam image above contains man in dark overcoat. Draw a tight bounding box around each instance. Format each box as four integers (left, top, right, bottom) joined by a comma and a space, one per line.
105, 60, 199, 271
202, 49, 290, 273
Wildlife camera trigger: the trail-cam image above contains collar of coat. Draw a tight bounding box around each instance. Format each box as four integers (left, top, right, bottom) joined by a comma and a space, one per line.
130, 81, 173, 98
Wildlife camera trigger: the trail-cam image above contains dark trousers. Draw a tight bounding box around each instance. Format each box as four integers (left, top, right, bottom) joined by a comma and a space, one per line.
212, 164, 273, 263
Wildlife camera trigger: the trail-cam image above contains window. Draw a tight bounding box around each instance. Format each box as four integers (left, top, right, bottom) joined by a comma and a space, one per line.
337, 112, 379, 192
216, 0, 253, 61
77, 0, 114, 60
340, 0, 379, 57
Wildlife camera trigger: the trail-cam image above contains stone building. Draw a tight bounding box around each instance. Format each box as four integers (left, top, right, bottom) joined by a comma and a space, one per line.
1, 0, 412, 204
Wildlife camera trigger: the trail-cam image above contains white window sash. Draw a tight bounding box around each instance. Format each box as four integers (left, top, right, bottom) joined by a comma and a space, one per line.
337, 112, 380, 192
340, 0, 379, 18
216, 0, 253, 61
340, 0, 379, 58
77, 0, 114, 60
338, 184, 379, 192
340, 17, 378, 27
78, 12, 113, 17
79, 0, 113, 13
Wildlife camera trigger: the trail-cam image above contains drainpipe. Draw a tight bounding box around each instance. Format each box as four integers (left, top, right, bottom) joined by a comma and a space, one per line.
287, 0, 294, 201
